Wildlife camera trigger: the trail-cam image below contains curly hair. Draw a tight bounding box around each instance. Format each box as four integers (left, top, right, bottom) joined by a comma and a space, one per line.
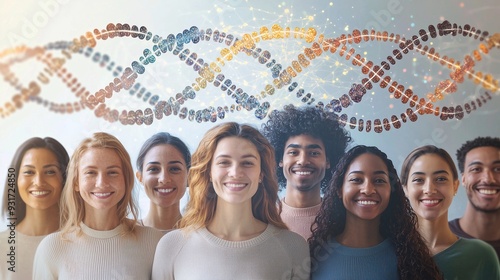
261, 104, 352, 192
309, 145, 443, 280
179, 122, 287, 230
456, 136, 500, 173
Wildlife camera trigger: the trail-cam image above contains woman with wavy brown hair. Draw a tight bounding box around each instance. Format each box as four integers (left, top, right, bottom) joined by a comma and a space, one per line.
33, 132, 163, 279
309, 145, 442, 280
152, 122, 310, 280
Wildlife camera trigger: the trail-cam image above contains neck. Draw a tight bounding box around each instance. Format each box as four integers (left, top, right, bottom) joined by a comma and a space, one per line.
16, 205, 60, 236
417, 213, 458, 255
284, 186, 321, 208
459, 203, 500, 241
143, 202, 182, 230
336, 216, 383, 248
83, 206, 120, 231
207, 199, 266, 241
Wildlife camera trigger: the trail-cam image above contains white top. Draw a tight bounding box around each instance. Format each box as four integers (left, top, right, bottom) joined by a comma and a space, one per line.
0, 230, 46, 280
33, 223, 163, 280
152, 224, 311, 280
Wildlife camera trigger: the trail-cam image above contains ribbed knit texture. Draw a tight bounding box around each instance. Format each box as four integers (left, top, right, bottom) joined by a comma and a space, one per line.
0, 230, 46, 280
32, 223, 163, 279
152, 224, 311, 280
280, 199, 321, 240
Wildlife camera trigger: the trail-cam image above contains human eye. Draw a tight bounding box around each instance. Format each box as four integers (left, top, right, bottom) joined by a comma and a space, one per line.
286, 150, 298, 156
242, 161, 255, 167
169, 166, 183, 173
22, 169, 35, 175
411, 177, 424, 184
147, 166, 160, 173
310, 150, 321, 156
348, 177, 362, 183
436, 176, 448, 182
217, 160, 230, 166
108, 169, 120, 176
45, 169, 59, 175
468, 166, 481, 173
374, 177, 388, 184
493, 166, 500, 173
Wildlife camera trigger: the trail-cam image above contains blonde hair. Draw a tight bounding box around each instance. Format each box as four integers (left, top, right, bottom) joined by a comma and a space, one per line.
60, 132, 138, 237
178, 122, 287, 230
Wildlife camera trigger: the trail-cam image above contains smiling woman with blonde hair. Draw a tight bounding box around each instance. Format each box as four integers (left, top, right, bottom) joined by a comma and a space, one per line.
33, 132, 163, 279
152, 122, 310, 280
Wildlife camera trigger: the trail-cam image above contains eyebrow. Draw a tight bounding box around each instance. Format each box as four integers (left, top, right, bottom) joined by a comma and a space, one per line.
348, 170, 388, 176
146, 160, 184, 166
215, 154, 258, 160
411, 170, 449, 176
22, 164, 60, 169
82, 165, 122, 169
286, 143, 323, 150
468, 160, 500, 166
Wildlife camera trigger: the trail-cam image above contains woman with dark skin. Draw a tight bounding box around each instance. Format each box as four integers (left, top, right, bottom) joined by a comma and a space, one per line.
309, 145, 442, 280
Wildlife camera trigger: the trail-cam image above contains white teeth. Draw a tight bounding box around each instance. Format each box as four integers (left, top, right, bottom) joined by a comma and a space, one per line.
421, 200, 440, 204
93, 192, 111, 197
31, 191, 50, 196
357, 200, 377, 205
478, 189, 498, 195
225, 183, 246, 188
156, 188, 174, 193
295, 171, 312, 175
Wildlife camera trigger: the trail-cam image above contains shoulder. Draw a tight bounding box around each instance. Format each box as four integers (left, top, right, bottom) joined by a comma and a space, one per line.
269, 225, 309, 254
156, 229, 190, 249
456, 238, 498, 256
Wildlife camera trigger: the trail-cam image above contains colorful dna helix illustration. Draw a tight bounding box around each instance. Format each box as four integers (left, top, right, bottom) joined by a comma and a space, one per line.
0, 20, 499, 133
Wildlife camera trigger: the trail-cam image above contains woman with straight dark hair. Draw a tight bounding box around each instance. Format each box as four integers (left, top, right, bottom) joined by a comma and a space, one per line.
309, 145, 442, 280
0, 137, 69, 280
401, 145, 499, 279
136, 132, 191, 231
152, 122, 310, 279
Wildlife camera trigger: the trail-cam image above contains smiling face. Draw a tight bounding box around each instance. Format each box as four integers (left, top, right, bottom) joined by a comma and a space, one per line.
77, 148, 126, 214
462, 146, 500, 213
137, 144, 188, 209
210, 136, 262, 207
280, 134, 329, 193
404, 154, 458, 221
341, 153, 391, 222
17, 148, 64, 211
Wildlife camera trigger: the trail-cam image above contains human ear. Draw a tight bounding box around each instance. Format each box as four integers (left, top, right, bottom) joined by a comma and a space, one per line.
135, 171, 143, 183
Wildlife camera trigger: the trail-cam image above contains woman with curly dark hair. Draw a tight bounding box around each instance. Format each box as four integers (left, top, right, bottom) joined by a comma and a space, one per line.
309, 145, 442, 280
261, 104, 351, 239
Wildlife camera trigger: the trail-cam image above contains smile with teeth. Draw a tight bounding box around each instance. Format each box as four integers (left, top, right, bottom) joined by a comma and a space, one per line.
156, 188, 174, 193
92, 192, 113, 198
293, 170, 313, 176
477, 189, 499, 195
356, 200, 378, 205
30, 190, 50, 196
420, 199, 441, 204
225, 183, 246, 190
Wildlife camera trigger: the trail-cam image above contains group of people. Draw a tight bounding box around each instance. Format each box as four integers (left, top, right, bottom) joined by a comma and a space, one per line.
1, 104, 499, 279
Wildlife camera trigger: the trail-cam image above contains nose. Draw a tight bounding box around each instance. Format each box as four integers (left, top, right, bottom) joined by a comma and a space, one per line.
297, 153, 310, 165
33, 173, 45, 187
96, 174, 109, 188
423, 181, 437, 194
228, 164, 243, 178
360, 182, 376, 195
158, 170, 170, 184
481, 169, 495, 184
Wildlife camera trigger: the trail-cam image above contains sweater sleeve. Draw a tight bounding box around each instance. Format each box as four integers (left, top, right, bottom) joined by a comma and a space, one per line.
152, 229, 186, 280
32, 233, 59, 280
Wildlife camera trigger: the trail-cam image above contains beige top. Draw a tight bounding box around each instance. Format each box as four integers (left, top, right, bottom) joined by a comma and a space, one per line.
0, 230, 46, 280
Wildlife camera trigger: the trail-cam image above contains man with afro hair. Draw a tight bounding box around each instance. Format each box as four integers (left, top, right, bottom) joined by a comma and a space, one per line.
261, 104, 352, 239
449, 136, 500, 257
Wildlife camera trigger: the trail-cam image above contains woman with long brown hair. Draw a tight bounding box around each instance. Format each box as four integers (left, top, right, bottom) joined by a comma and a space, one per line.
152, 122, 310, 279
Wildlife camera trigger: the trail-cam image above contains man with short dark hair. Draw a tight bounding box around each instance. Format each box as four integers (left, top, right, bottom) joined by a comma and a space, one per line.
449, 136, 500, 257
261, 105, 352, 239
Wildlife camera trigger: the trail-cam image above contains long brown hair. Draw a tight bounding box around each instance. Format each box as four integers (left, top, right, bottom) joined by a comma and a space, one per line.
178, 122, 287, 230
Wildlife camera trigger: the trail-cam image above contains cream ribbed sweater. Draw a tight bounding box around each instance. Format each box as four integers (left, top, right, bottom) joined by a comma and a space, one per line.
33, 223, 163, 279
152, 224, 311, 280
